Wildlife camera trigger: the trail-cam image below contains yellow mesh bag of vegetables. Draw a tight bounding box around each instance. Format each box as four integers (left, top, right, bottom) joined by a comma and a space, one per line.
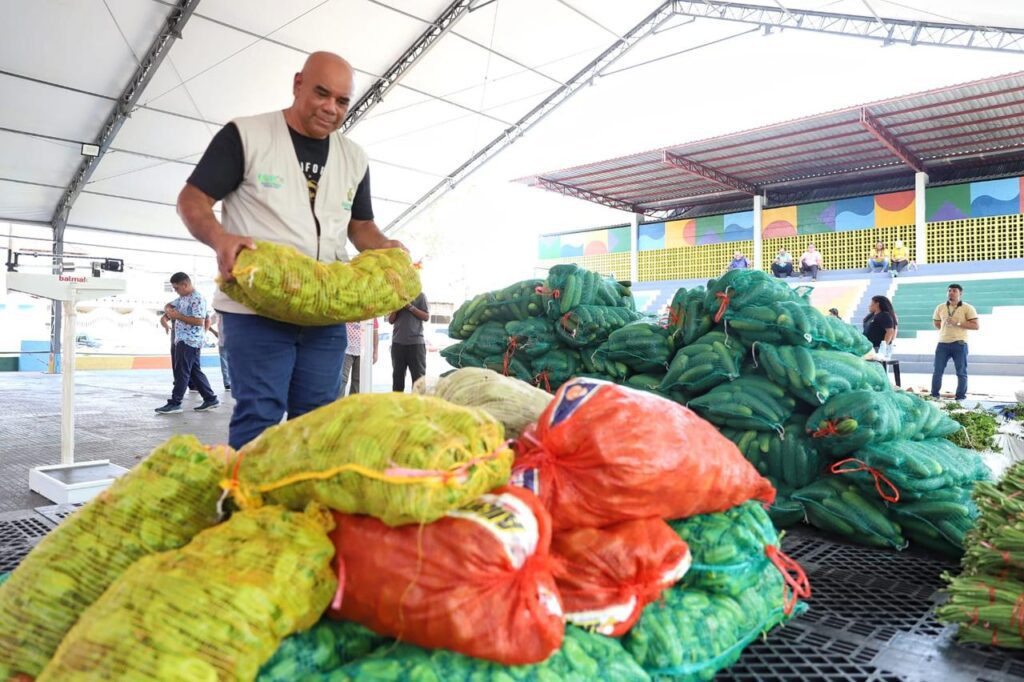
224, 392, 514, 526
0, 435, 232, 680
37, 504, 337, 682
218, 241, 421, 326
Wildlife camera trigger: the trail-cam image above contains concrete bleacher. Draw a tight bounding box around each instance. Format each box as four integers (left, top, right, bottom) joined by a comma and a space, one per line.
891, 278, 1024, 338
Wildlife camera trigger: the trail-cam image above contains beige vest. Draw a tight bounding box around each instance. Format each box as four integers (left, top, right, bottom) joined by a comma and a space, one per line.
215, 111, 368, 314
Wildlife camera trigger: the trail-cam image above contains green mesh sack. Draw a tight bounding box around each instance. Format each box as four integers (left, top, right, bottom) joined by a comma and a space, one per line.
669, 501, 780, 598
703, 269, 799, 324
625, 373, 667, 395
440, 342, 485, 370
581, 343, 631, 382
257, 619, 390, 682
687, 375, 797, 433
482, 352, 534, 384
754, 342, 890, 406
449, 281, 546, 339
722, 299, 826, 348
660, 331, 743, 395
667, 286, 713, 347
460, 321, 511, 358
806, 389, 961, 456
228, 393, 513, 526
623, 566, 807, 682
600, 322, 673, 373
767, 484, 806, 528
531, 348, 583, 392
449, 293, 488, 339
541, 264, 634, 319
887, 486, 977, 558
506, 317, 561, 359
809, 314, 874, 356
319, 626, 651, 682
38, 505, 337, 682
554, 304, 643, 348
831, 438, 990, 503
723, 416, 824, 490
220, 241, 421, 325
793, 477, 906, 549
0, 436, 230, 680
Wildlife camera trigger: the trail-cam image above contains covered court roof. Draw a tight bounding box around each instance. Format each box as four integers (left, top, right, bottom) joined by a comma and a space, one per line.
519, 71, 1024, 218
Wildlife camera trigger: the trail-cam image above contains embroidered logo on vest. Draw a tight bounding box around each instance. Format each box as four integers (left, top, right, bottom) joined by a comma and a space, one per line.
257, 173, 284, 189
342, 185, 355, 211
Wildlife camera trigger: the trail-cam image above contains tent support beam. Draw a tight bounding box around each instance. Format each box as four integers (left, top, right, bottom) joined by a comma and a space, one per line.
342, 0, 472, 133
671, 1, 1024, 53
49, 0, 199, 363
384, 0, 677, 234
860, 108, 925, 172
663, 151, 758, 195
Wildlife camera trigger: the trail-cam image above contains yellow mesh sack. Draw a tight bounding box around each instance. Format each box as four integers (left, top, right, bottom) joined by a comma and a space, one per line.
225, 393, 514, 526
219, 241, 421, 325
37, 504, 337, 682
0, 435, 232, 680
414, 367, 552, 439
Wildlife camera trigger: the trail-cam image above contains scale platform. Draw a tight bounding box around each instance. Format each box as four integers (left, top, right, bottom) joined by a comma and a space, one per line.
29, 460, 130, 505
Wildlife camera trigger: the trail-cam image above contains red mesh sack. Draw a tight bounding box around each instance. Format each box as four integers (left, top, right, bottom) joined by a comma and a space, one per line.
513, 378, 775, 530
553, 517, 692, 636
327, 486, 564, 665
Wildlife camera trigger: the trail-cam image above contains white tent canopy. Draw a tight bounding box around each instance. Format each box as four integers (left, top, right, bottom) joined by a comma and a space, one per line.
1, 0, 1023, 244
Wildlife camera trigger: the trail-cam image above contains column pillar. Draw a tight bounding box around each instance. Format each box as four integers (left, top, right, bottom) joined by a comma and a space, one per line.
915, 171, 928, 265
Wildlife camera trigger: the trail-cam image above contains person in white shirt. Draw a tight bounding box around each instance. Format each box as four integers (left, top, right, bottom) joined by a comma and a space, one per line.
799, 244, 823, 282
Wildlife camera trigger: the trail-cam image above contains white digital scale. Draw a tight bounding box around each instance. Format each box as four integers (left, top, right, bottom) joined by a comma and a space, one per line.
6, 270, 130, 503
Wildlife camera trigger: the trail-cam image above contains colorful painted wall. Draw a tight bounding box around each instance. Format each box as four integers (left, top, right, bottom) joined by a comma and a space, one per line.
540, 175, 1024, 280
538, 225, 631, 259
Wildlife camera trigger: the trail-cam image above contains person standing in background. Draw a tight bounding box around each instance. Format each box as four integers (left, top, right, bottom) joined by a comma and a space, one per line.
862, 295, 898, 356
931, 283, 979, 402
340, 318, 379, 396
208, 313, 232, 391
388, 292, 429, 392
155, 272, 219, 414
799, 243, 823, 282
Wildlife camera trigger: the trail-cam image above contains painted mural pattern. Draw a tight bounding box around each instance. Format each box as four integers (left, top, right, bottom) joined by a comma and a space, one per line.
538, 225, 631, 259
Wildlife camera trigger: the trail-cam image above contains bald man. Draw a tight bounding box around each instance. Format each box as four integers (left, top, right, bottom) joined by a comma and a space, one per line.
178, 51, 405, 449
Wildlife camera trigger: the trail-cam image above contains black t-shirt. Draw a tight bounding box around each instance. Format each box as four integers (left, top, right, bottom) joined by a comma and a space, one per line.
187, 122, 373, 220
863, 311, 896, 349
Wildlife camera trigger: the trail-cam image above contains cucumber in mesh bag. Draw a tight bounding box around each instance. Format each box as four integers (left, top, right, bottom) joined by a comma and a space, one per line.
257, 620, 390, 682
793, 477, 906, 549
807, 389, 961, 456
660, 331, 742, 396
666, 286, 713, 347
601, 322, 674, 374
687, 375, 797, 433
623, 564, 807, 682
754, 342, 890, 406
669, 501, 780, 597
887, 486, 978, 558
830, 438, 990, 503
317, 626, 651, 682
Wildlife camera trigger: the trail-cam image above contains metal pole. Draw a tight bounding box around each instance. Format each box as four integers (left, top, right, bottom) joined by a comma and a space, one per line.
753, 194, 764, 270
61, 292, 76, 464
630, 213, 641, 283
915, 171, 929, 264
359, 320, 374, 393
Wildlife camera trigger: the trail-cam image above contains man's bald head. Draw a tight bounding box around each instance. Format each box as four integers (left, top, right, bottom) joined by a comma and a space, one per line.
285, 51, 355, 139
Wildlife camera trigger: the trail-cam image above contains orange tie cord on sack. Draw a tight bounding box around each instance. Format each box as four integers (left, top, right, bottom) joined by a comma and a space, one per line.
552, 517, 692, 636
327, 486, 565, 665
512, 378, 776, 532
764, 545, 813, 616
830, 458, 901, 503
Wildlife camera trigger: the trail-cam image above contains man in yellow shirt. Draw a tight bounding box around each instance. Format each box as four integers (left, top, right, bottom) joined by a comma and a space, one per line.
931, 283, 979, 401
890, 239, 910, 276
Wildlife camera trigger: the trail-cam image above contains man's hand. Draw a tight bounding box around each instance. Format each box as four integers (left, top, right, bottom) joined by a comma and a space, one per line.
213, 233, 257, 282
372, 350, 378, 364
164, 304, 177, 318
380, 238, 409, 253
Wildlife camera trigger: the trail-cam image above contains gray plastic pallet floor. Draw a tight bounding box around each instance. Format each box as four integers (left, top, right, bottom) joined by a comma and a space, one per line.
4, 508, 1024, 680
719, 526, 1024, 682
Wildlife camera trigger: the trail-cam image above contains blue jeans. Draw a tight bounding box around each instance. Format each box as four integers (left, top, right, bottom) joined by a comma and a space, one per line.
221, 312, 347, 449
170, 341, 215, 404
867, 257, 890, 272
931, 341, 968, 400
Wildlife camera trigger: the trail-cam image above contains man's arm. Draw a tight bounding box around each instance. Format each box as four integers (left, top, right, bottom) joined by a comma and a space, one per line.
961, 318, 980, 331
164, 307, 206, 326
404, 301, 429, 322
387, 311, 399, 324
160, 314, 171, 334
177, 185, 255, 281
348, 218, 406, 252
